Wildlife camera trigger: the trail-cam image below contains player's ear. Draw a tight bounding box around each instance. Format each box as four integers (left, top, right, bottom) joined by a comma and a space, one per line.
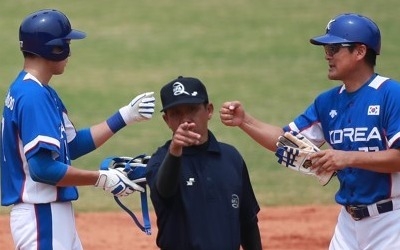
356, 44, 367, 57
162, 113, 169, 124
207, 103, 214, 120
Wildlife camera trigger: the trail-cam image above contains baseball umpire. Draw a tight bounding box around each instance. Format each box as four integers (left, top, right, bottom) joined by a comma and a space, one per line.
146, 76, 262, 250
1, 9, 155, 249
220, 13, 400, 249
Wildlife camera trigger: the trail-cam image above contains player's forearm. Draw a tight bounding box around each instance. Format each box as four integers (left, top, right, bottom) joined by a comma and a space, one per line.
28, 150, 99, 186
239, 114, 284, 152
57, 166, 99, 186
90, 121, 115, 148
341, 149, 400, 173
90, 113, 136, 148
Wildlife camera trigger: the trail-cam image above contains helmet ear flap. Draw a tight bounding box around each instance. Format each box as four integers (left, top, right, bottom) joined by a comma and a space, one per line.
46, 38, 71, 61
51, 45, 70, 59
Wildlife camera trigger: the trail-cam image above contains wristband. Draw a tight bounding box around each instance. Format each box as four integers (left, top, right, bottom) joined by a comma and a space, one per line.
106, 111, 127, 133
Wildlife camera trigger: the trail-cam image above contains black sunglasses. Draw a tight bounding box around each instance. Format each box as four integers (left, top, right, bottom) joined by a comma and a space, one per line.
323, 43, 355, 57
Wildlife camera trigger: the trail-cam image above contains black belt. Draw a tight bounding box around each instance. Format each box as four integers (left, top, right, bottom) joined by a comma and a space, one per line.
345, 200, 393, 221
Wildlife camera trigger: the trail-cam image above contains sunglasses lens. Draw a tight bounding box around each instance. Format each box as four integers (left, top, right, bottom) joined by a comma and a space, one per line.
324, 44, 353, 56
324, 45, 340, 56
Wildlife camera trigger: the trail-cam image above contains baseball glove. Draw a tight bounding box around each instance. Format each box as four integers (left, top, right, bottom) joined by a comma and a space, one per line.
100, 154, 152, 235
275, 131, 335, 186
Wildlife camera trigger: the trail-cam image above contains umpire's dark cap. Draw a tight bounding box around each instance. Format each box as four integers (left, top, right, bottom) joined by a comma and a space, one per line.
160, 76, 209, 112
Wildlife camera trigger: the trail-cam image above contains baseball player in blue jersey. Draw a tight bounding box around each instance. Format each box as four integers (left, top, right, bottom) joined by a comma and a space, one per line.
1, 9, 155, 249
146, 76, 262, 250
220, 13, 400, 249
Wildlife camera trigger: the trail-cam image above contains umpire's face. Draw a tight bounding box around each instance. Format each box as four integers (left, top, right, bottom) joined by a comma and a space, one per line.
163, 103, 213, 142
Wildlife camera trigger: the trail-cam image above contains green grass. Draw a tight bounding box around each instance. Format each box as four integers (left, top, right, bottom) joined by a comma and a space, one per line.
1, 0, 400, 214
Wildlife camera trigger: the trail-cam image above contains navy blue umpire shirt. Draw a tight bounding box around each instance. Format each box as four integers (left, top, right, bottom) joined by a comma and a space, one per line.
146, 131, 260, 250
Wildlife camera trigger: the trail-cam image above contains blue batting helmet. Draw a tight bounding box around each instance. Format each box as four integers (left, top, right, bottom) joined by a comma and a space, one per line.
310, 13, 381, 55
19, 9, 86, 61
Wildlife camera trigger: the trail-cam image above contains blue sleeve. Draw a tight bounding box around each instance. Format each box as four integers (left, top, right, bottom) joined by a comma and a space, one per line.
382, 80, 400, 149
20, 83, 62, 159
28, 150, 69, 185
68, 128, 96, 160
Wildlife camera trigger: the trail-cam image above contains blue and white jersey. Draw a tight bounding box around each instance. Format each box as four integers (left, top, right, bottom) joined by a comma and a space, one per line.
1, 71, 79, 206
285, 74, 400, 205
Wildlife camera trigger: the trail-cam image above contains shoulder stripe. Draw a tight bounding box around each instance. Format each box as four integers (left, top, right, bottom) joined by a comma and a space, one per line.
339, 85, 346, 94
23, 73, 43, 86
389, 132, 400, 148
339, 75, 389, 93
368, 75, 389, 89
24, 135, 60, 153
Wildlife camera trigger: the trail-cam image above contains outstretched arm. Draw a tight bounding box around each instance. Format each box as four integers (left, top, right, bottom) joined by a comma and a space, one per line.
220, 101, 283, 152
68, 92, 155, 159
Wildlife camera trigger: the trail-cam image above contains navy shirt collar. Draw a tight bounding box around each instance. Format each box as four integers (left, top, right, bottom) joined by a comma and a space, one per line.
182, 130, 220, 155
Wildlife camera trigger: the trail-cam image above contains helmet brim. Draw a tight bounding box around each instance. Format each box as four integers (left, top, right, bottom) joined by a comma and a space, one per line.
310, 34, 350, 45
160, 98, 205, 112
66, 29, 86, 40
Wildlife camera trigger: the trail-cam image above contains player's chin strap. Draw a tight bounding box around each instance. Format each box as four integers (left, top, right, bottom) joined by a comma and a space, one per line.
99, 154, 152, 235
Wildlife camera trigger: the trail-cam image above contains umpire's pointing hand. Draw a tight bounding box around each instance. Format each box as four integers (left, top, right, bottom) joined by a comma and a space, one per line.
170, 122, 201, 156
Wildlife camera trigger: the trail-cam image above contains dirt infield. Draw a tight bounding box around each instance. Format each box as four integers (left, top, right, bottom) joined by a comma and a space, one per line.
0, 204, 340, 250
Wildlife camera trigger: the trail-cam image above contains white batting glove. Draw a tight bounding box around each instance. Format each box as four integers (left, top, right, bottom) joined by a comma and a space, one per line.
95, 169, 145, 197
119, 92, 155, 125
